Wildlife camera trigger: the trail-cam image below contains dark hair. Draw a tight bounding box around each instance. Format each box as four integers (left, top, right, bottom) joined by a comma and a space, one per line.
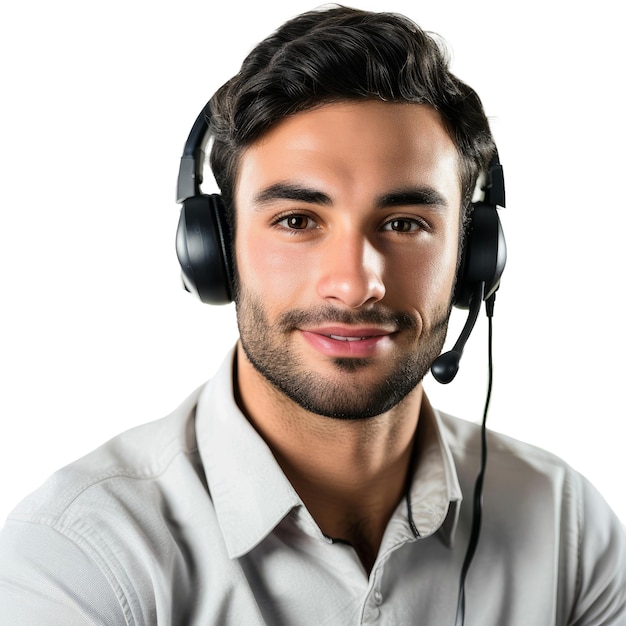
209, 5, 495, 229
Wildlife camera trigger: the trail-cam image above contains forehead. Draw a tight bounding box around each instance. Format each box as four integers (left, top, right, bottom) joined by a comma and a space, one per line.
235, 100, 461, 209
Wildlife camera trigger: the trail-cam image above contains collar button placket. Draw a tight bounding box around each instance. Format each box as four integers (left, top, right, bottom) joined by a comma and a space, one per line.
360, 567, 384, 623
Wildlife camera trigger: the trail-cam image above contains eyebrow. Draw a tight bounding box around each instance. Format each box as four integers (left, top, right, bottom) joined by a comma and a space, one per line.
376, 188, 448, 210
253, 183, 332, 208
252, 182, 447, 210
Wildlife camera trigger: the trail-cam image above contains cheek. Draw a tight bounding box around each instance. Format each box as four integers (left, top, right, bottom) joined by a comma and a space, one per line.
235, 228, 315, 304
385, 235, 459, 310
430, 238, 460, 295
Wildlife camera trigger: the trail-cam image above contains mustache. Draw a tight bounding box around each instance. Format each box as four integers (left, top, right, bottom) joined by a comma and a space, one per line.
277, 306, 419, 332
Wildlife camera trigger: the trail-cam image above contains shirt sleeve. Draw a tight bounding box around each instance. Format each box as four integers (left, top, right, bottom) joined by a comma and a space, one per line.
0, 520, 129, 625
569, 475, 626, 625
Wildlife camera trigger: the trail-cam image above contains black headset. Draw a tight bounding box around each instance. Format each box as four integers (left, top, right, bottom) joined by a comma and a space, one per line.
175, 102, 507, 311
175, 103, 234, 305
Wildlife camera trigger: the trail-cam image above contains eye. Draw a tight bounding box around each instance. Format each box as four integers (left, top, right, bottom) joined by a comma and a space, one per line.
275, 214, 318, 230
382, 217, 427, 233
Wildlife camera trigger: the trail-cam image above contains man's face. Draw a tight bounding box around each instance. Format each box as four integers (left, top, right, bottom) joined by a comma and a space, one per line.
233, 101, 461, 419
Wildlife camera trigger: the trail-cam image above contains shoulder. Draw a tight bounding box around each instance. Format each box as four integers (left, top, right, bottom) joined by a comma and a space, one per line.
438, 410, 626, 623
8, 384, 207, 528
10, 382, 205, 524
437, 410, 594, 496
437, 409, 621, 523
0, 384, 214, 624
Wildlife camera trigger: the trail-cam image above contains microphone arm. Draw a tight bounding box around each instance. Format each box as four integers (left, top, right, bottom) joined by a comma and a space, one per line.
431, 282, 485, 384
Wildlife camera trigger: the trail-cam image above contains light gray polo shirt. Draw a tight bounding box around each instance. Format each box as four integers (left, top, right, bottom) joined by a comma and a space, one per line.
1, 349, 625, 625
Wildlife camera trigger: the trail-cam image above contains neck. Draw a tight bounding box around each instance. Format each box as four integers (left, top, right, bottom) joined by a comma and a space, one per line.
234, 343, 423, 573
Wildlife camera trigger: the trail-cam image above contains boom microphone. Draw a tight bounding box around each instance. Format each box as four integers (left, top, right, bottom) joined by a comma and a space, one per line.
431, 283, 485, 384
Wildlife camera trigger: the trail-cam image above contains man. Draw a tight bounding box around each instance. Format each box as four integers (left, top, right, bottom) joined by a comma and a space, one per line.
0, 6, 624, 625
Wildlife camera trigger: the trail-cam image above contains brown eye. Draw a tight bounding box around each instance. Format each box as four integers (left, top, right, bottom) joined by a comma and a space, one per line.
276, 214, 317, 230
384, 218, 420, 233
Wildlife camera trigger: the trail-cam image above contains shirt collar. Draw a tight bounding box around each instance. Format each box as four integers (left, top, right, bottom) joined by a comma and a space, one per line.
196, 348, 462, 557
195, 348, 302, 558
405, 395, 463, 546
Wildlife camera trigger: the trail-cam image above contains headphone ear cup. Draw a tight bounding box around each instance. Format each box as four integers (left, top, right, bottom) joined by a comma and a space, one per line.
454, 202, 507, 308
175, 193, 233, 304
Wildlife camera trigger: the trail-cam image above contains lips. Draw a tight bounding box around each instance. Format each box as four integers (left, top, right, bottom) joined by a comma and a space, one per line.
299, 326, 395, 358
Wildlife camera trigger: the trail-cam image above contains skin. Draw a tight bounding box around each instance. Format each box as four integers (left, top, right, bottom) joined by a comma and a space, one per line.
232, 100, 462, 573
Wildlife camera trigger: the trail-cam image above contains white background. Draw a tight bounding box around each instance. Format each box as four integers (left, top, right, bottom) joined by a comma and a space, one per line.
1, 0, 624, 526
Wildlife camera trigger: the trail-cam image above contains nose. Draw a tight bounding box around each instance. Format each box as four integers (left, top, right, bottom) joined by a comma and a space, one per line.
316, 233, 386, 308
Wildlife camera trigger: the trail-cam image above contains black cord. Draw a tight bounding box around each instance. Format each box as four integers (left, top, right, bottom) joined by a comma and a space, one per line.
454, 294, 495, 626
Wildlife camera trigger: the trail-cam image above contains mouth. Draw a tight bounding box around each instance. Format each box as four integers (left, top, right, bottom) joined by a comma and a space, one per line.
299, 325, 396, 359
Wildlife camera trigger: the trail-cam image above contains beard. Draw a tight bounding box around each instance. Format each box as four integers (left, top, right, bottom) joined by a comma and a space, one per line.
235, 288, 451, 420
